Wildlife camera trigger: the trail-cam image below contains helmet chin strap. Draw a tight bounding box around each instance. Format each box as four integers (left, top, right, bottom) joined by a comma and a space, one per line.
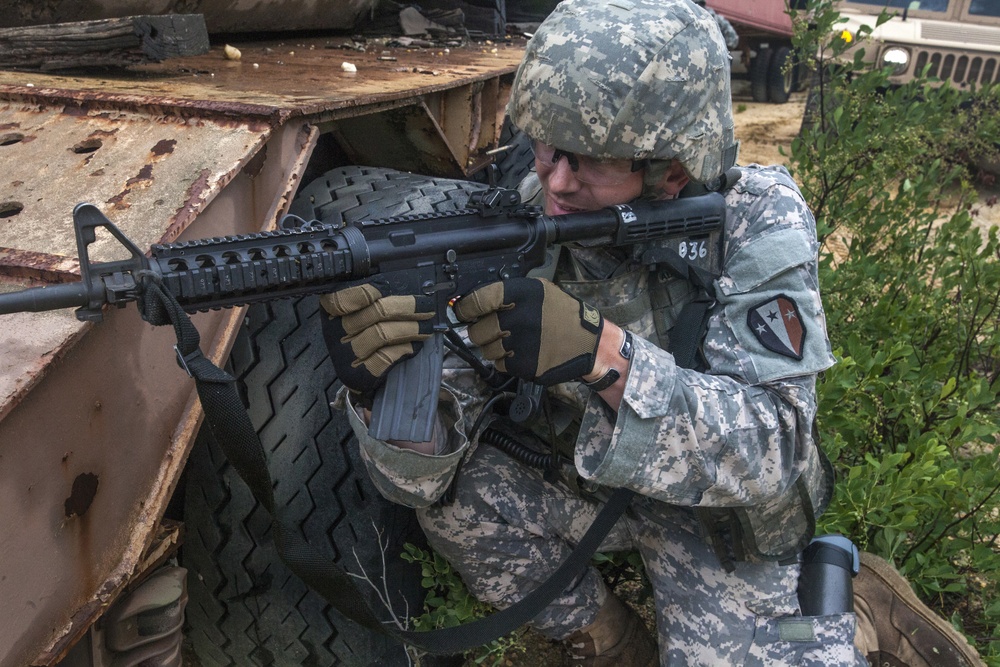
641, 160, 674, 198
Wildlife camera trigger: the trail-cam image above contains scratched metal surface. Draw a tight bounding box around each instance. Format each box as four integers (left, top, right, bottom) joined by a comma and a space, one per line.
0, 103, 272, 263
0, 37, 525, 120
0, 42, 523, 666
0, 0, 379, 34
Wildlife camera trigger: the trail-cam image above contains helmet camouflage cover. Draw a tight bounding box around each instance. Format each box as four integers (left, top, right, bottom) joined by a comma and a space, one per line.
508, 0, 739, 184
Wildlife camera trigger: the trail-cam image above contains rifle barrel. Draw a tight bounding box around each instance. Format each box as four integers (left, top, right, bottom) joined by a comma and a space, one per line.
0, 282, 90, 315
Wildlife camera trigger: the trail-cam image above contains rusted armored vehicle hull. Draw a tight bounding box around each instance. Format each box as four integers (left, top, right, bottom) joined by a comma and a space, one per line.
0, 0, 380, 34
0, 36, 524, 667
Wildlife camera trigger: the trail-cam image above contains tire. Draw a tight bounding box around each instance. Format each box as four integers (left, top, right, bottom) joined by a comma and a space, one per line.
798, 68, 836, 138
767, 45, 797, 104
750, 47, 772, 103
473, 116, 535, 190
182, 166, 486, 667
795, 60, 811, 93
290, 165, 487, 223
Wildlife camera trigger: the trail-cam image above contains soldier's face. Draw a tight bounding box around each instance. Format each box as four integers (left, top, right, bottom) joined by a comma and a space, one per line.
535, 148, 645, 216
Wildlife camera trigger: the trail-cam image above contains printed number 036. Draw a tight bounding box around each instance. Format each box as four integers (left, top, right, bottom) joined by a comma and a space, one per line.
679, 240, 707, 260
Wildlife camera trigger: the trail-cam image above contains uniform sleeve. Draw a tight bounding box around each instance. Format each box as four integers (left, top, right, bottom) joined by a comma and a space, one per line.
574, 166, 835, 508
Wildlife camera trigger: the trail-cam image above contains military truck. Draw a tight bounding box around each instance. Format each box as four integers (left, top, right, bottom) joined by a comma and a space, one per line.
709, 0, 1000, 103
832, 0, 1000, 88
0, 5, 529, 666
707, 0, 808, 103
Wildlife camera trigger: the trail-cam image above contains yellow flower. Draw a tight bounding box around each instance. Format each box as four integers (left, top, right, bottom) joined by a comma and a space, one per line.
840, 29, 853, 43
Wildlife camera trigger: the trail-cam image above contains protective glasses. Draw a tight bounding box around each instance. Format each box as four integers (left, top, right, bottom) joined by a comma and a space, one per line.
532, 141, 645, 185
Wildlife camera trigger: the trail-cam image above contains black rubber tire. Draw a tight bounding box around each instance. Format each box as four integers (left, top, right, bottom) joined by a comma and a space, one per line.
473, 116, 535, 190
290, 165, 487, 223
795, 60, 811, 93
182, 166, 486, 667
767, 45, 797, 104
750, 47, 772, 103
798, 68, 837, 138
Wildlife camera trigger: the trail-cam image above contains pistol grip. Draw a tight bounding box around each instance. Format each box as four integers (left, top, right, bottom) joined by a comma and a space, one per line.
369, 333, 444, 443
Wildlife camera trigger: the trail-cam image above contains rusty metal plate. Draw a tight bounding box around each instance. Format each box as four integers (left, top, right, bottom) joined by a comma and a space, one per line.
0, 37, 525, 122
0, 105, 272, 667
0, 303, 245, 667
0, 0, 380, 34
0, 120, 313, 667
0, 102, 271, 263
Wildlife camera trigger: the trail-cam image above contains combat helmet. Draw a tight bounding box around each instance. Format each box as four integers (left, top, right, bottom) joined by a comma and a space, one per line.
508, 0, 739, 188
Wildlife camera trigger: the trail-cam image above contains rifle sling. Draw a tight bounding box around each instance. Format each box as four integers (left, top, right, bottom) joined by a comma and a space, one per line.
139, 275, 636, 656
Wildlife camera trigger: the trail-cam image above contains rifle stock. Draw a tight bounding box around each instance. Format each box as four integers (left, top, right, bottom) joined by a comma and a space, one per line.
0, 187, 726, 442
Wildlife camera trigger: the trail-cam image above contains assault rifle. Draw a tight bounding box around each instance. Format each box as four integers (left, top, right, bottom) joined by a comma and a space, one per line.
0, 185, 725, 442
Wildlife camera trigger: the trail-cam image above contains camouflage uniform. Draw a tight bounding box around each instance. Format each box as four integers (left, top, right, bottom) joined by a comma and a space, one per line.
335, 1, 867, 664
340, 165, 864, 665
701, 5, 740, 50
709, 9, 740, 50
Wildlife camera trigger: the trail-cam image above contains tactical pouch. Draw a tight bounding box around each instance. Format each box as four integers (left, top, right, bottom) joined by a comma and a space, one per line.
697, 440, 835, 570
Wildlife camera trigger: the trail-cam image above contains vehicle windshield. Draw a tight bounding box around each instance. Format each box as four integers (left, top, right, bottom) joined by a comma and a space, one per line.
844, 0, 949, 11
969, 0, 1000, 16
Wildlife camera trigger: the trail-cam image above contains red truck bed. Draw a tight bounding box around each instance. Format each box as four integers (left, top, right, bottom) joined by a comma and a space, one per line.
707, 0, 795, 37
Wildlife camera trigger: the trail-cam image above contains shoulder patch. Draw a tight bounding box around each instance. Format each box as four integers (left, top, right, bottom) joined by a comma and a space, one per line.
747, 294, 805, 360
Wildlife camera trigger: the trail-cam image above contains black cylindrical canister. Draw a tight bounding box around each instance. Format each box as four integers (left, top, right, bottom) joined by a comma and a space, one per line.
797, 534, 860, 616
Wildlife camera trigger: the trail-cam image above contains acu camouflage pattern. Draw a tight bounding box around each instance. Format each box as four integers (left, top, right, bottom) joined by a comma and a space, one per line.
705, 7, 740, 50
508, 0, 739, 184
338, 165, 856, 663
557, 165, 835, 562
419, 446, 863, 665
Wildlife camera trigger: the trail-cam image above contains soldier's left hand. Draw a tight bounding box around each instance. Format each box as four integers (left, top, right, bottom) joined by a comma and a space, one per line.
453, 277, 603, 385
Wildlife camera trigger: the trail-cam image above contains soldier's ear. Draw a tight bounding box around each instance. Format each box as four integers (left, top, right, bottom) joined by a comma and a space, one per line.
652, 160, 690, 199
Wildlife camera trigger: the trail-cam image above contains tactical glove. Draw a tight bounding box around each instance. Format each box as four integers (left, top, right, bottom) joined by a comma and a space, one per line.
453, 277, 603, 385
320, 280, 435, 396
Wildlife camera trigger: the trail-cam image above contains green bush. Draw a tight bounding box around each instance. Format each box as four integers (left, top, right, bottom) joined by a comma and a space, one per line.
791, 1, 1000, 661
400, 542, 528, 665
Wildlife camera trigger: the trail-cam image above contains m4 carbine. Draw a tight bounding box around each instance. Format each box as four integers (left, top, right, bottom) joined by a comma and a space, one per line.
0, 186, 725, 442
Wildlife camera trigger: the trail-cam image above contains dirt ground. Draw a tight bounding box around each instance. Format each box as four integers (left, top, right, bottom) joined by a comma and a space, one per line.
731, 87, 809, 168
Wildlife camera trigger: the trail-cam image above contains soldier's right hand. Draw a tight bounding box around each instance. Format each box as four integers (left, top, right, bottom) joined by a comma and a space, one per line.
320, 280, 436, 396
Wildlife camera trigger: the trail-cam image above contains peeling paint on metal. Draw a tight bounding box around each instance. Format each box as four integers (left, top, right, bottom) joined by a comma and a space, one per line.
0, 248, 81, 281
150, 138, 176, 156
0, 102, 272, 263
163, 168, 213, 244
0, 36, 524, 667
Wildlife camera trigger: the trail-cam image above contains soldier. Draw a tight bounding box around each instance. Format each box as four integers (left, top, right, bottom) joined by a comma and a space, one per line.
694, 0, 740, 50
321, 0, 984, 664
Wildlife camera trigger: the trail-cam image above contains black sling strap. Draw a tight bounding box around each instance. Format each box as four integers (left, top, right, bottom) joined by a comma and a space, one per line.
138, 273, 636, 655
642, 168, 740, 370
137, 167, 738, 652
656, 249, 719, 371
